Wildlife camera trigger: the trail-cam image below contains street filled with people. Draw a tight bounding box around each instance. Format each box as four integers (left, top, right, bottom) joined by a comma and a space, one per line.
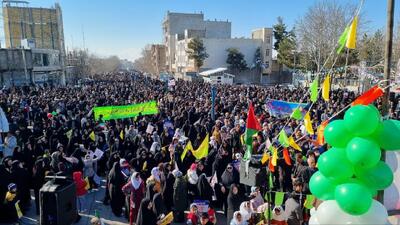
0, 73, 399, 225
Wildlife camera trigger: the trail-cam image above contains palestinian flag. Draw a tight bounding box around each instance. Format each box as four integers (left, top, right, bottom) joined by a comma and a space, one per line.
243, 102, 262, 160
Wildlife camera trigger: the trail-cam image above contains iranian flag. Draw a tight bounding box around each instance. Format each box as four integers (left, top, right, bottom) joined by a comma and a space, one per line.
244, 102, 262, 159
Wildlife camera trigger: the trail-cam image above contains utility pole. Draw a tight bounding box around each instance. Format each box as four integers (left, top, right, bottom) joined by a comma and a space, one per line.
378, 0, 395, 204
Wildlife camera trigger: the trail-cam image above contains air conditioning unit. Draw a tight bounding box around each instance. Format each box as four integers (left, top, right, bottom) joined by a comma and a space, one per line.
21, 38, 36, 49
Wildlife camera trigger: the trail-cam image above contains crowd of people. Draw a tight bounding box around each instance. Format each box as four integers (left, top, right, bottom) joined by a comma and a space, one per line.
0, 73, 399, 225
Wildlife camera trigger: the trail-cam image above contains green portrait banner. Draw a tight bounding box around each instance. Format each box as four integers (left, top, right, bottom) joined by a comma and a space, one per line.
93, 101, 158, 121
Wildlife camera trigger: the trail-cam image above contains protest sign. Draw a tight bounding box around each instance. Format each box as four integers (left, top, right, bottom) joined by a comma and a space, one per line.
93, 101, 158, 121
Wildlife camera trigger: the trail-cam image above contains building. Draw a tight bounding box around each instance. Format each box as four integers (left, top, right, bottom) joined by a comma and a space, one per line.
199, 67, 235, 84
150, 44, 166, 75
162, 12, 231, 72
174, 28, 273, 76
2, 1, 66, 85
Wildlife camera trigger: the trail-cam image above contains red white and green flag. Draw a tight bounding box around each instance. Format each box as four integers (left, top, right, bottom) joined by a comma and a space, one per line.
243, 102, 262, 160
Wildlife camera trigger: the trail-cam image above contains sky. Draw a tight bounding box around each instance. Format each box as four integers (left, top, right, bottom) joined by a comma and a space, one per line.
12, 0, 399, 61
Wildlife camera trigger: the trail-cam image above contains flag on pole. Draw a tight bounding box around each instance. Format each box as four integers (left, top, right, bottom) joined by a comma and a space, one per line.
244, 102, 262, 160
271, 147, 278, 166
275, 192, 285, 206
261, 152, 270, 165
316, 120, 329, 146
337, 26, 350, 54
181, 141, 193, 161
304, 112, 314, 135
291, 107, 303, 120
283, 148, 292, 166
322, 75, 331, 102
346, 16, 358, 49
304, 195, 316, 209
89, 131, 96, 141
119, 130, 124, 140
310, 76, 319, 103
191, 134, 209, 160
289, 136, 302, 151
352, 85, 384, 106
278, 130, 290, 147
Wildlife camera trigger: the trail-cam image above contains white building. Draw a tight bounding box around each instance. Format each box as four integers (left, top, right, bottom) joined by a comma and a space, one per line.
175, 28, 273, 75
162, 12, 231, 72
199, 67, 235, 84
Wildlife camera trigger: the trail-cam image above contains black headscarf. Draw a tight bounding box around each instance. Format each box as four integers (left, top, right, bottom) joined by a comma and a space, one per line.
136, 198, 157, 225
197, 174, 213, 201
221, 163, 239, 187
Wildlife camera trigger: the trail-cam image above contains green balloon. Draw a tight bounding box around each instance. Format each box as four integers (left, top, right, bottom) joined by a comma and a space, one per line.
377, 120, 400, 151
344, 178, 377, 197
309, 171, 336, 200
317, 147, 353, 181
335, 183, 372, 215
324, 120, 353, 148
52, 111, 57, 116
367, 104, 381, 120
346, 137, 381, 169
344, 105, 380, 136
355, 161, 394, 190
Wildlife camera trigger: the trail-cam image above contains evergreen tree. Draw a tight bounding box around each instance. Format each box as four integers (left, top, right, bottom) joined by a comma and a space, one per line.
226, 48, 248, 73
186, 38, 209, 72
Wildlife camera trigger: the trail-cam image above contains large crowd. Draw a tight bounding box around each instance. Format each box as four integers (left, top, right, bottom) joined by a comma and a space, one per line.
0, 73, 399, 225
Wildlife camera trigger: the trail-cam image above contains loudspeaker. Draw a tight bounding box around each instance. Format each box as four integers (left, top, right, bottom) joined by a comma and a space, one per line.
239, 158, 267, 187
40, 176, 77, 225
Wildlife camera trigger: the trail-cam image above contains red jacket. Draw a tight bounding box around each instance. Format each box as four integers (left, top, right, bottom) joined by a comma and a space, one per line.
73, 171, 87, 196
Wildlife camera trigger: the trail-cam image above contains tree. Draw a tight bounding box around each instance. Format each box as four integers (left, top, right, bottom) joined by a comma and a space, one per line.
133, 45, 157, 75
296, 0, 357, 71
226, 48, 248, 73
253, 47, 262, 69
273, 17, 289, 50
186, 38, 209, 72
359, 30, 384, 67
273, 17, 296, 69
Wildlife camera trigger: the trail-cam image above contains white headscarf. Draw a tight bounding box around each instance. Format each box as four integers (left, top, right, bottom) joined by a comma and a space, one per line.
151, 167, 160, 182
131, 172, 142, 190
272, 205, 286, 221
187, 167, 198, 185
231, 211, 247, 225
239, 201, 252, 222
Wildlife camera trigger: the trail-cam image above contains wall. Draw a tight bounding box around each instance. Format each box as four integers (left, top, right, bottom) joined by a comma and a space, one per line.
3, 6, 61, 50
202, 38, 262, 70
203, 20, 231, 39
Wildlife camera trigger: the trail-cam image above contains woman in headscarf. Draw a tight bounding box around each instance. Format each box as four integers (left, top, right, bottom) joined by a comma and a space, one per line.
220, 163, 239, 216
162, 162, 175, 211
152, 192, 167, 219
239, 201, 252, 222
197, 173, 213, 202
186, 163, 199, 202
173, 170, 187, 223
108, 161, 126, 216
122, 172, 145, 225
146, 167, 161, 194
230, 211, 248, 225
227, 184, 244, 225
136, 198, 157, 225
271, 205, 288, 225
10, 160, 30, 211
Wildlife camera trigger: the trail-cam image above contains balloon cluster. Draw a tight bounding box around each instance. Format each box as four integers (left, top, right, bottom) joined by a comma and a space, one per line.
309, 104, 398, 224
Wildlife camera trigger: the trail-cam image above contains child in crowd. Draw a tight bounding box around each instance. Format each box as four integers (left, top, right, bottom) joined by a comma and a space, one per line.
3, 183, 20, 223
73, 171, 88, 213
187, 203, 199, 225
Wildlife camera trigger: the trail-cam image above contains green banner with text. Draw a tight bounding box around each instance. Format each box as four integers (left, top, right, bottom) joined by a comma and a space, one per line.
93, 101, 158, 121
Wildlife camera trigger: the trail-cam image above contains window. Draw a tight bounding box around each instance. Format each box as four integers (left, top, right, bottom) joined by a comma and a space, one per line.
266, 37, 271, 43
42, 54, 49, 66
265, 49, 270, 56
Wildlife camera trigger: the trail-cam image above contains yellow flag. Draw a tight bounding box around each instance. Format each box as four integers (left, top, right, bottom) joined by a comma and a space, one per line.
181, 141, 193, 161
304, 112, 314, 135
66, 129, 72, 139
261, 152, 270, 164
289, 136, 302, 151
84, 177, 90, 190
89, 131, 95, 141
322, 74, 331, 102
15, 201, 23, 218
346, 16, 358, 49
120, 130, 124, 140
271, 147, 278, 166
192, 134, 209, 160
142, 161, 147, 171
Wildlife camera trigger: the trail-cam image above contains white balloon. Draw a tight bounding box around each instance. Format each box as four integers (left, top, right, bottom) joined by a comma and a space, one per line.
309, 215, 320, 225
355, 200, 388, 225
313, 200, 388, 225
310, 207, 317, 216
